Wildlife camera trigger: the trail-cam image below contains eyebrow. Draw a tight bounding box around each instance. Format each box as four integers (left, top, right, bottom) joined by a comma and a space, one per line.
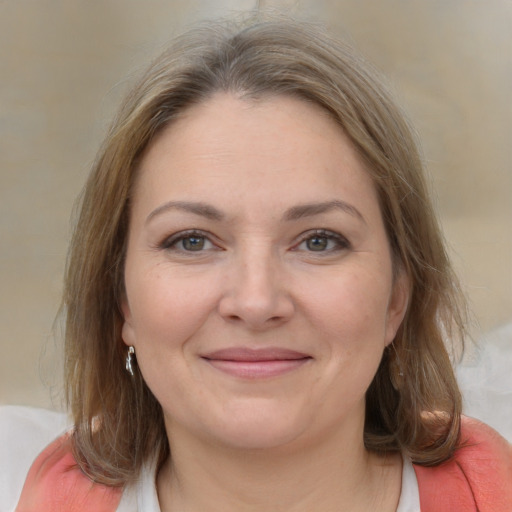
283, 200, 366, 224
146, 201, 225, 224
146, 199, 365, 225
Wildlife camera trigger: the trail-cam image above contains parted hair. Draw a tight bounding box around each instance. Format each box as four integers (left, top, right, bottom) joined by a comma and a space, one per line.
64, 14, 467, 486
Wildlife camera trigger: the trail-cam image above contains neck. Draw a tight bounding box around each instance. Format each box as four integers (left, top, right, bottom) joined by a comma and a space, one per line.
156, 418, 402, 512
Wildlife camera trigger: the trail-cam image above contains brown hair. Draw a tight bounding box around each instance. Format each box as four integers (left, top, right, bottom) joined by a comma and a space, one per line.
64, 14, 467, 486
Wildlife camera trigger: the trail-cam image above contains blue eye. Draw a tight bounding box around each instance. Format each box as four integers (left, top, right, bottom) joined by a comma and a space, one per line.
181, 235, 206, 251
161, 231, 215, 252
305, 235, 329, 251
297, 230, 350, 252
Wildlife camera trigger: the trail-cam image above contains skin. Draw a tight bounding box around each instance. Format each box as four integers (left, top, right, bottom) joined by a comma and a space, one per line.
122, 93, 409, 511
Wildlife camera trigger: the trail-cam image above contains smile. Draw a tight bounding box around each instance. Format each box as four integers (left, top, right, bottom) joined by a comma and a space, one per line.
201, 347, 312, 379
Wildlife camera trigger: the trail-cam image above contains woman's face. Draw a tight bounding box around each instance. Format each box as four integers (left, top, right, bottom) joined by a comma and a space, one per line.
122, 94, 408, 451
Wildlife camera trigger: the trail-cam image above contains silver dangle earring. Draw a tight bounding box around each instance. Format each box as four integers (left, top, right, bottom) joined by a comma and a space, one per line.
126, 346, 136, 376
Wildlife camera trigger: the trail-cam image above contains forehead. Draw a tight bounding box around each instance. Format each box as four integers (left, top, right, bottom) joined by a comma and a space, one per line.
133, 93, 379, 219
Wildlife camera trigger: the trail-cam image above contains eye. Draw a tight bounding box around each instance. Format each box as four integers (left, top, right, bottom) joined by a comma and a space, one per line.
161, 230, 216, 253
295, 230, 350, 253
181, 235, 207, 251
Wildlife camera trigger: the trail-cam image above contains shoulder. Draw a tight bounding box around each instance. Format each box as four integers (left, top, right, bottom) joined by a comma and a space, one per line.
0, 406, 122, 511
0, 405, 70, 511
414, 416, 512, 512
14, 431, 122, 512
457, 415, 512, 461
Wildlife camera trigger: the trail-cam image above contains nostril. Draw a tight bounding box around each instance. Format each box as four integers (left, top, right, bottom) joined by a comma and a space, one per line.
218, 286, 295, 328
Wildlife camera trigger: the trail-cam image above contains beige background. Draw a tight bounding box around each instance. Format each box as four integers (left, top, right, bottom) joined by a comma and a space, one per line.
1, 0, 511, 410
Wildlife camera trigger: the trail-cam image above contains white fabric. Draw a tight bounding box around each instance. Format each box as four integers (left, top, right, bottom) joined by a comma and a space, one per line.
116, 459, 160, 512
396, 457, 421, 512
0, 405, 70, 512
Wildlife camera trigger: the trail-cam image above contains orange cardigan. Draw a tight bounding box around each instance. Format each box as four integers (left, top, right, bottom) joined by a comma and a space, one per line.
15, 417, 512, 511
414, 417, 512, 510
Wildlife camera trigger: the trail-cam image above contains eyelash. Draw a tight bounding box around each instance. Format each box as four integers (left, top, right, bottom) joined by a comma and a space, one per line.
294, 229, 351, 253
159, 229, 215, 253
159, 228, 350, 255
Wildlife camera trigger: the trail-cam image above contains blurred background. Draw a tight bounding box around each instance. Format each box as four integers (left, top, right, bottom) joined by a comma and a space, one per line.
1, 1, 511, 421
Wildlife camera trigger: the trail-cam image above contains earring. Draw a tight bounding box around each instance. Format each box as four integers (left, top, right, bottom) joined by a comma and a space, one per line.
125, 346, 136, 376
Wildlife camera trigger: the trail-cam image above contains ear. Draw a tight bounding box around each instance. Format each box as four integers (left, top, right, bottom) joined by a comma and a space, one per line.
121, 300, 136, 347
384, 269, 410, 346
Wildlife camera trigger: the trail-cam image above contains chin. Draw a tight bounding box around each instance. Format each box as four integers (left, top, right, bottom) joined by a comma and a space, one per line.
201, 404, 310, 451
212, 423, 303, 451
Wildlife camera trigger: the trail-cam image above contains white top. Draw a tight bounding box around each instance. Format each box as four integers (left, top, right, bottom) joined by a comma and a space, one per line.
397, 457, 421, 512
0, 405, 420, 512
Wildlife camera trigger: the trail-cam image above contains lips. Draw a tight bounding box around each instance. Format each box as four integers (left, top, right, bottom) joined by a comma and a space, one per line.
201, 348, 312, 379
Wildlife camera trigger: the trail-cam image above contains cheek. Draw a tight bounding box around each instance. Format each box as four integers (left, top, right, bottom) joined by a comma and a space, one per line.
308, 266, 393, 346
305, 265, 391, 382
124, 266, 220, 353
124, 270, 218, 404
292, 267, 393, 426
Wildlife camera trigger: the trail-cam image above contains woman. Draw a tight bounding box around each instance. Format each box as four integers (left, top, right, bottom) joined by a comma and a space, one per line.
6, 14, 512, 511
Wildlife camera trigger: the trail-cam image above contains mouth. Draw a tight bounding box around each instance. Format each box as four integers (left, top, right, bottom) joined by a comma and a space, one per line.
201, 347, 312, 379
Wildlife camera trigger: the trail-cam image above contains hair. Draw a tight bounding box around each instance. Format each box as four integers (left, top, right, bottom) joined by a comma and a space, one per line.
63, 13, 467, 486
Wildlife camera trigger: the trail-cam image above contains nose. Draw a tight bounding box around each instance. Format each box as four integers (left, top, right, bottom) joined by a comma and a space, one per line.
218, 245, 295, 330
